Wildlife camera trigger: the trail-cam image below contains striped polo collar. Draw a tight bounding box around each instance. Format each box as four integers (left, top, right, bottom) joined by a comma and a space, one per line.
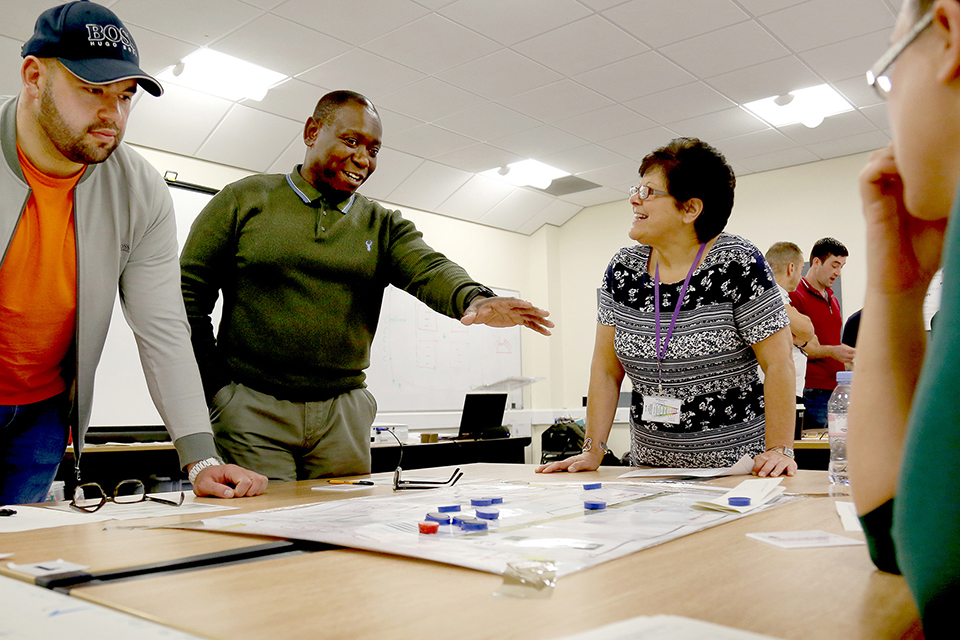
285, 165, 356, 213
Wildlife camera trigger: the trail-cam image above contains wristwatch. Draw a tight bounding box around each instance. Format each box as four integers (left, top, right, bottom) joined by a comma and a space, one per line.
466, 285, 497, 306
188, 457, 223, 484
582, 437, 610, 456
766, 445, 795, 459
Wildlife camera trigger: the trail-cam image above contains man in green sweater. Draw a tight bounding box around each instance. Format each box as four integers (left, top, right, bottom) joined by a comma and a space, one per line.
849, 1, 960, 636
180, 90, 553, 481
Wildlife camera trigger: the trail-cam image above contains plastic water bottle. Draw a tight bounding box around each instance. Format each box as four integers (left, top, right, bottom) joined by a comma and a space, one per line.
827, 371, 853, 485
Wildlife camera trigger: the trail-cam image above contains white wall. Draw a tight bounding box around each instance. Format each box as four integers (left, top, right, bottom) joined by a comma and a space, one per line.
132, 144, 873, 415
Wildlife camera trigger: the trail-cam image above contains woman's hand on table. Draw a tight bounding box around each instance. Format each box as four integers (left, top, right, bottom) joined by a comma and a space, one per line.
751, 450, 798, 478
535, 451, 603, 474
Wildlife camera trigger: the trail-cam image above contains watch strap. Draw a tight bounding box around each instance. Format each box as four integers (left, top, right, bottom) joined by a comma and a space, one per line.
188, 457, 223, 484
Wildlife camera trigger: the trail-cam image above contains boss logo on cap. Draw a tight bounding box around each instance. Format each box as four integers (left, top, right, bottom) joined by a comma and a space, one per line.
85, 23, 136, 56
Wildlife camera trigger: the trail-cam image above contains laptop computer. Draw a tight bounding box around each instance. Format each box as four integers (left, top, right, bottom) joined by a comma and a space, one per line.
455, 392, 508, 440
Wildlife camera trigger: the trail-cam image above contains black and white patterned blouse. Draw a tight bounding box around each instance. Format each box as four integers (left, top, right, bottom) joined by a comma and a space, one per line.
598, 232, 789, 468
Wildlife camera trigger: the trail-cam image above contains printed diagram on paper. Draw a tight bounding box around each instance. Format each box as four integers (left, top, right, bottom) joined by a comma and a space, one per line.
187, 483, 784, 577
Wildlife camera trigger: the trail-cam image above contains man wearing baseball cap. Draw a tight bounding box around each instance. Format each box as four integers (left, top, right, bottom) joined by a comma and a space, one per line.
0, 1, 268, 503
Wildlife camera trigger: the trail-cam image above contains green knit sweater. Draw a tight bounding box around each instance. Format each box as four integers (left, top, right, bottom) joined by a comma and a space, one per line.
180, 168, 485, 402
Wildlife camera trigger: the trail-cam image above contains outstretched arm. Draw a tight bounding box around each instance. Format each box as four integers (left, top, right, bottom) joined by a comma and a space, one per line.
461, 295, 554, 335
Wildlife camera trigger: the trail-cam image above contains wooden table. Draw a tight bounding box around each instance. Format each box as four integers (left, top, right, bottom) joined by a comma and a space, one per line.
2, 464, 917, 640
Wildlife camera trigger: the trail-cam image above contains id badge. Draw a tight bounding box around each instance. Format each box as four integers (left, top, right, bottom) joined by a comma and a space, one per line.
641, 395, 682, 424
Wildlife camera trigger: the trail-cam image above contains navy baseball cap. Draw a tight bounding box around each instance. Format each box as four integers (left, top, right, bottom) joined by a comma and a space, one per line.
22, 1, 163, 97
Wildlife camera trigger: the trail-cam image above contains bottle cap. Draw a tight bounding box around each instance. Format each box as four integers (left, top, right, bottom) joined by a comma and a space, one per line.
437, 504, 461, 513
475, 507, 500, 520
451, 513, 472, 527
584, 500, 606, 510
488, 497, 503, 504
459, 518, 488, 531
582, 482, 602, 490
418, 521, 440, 534
728, 496, 751, 507
425, 512, 451, 524
836, 371, 853, 384
470, 498, 494, 507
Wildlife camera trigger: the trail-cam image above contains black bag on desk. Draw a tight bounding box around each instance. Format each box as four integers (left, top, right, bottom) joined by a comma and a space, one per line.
540, 419, 623, 466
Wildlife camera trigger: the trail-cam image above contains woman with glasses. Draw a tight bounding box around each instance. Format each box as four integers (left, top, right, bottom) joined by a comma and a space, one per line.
850, 1, 960, 635
539, 138, 797, 478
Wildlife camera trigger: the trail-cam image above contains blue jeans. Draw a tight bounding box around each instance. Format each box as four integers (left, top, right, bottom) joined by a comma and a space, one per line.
0, 393, 69, 505
802, 388, 833, 431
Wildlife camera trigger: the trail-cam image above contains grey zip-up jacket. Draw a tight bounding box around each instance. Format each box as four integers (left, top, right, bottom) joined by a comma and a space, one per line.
1, 96, 217, 476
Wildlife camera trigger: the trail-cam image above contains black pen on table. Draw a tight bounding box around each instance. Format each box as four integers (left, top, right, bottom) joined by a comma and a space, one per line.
0, 508, 16, 517
328, 480, 375, 486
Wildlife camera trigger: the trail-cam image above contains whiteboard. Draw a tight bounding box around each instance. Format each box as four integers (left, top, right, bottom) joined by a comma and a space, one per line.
364, 286, 522, 412
90, 185, 521, 425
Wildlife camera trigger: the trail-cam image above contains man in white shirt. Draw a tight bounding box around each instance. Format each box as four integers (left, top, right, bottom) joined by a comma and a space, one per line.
764, 242, 815, 399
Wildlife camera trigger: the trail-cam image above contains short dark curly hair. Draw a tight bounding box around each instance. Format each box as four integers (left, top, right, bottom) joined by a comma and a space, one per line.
639, 138, 736, 243
312, 90, 378, 125
810, 237, 848, 264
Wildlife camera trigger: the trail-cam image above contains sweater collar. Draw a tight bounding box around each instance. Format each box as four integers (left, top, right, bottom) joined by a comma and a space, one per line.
286, 165, 356, 213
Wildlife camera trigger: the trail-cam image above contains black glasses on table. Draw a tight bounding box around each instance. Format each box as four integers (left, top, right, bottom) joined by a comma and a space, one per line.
70, 479, 185, 513
866, 9, 935, 99
393, 467, 463, 491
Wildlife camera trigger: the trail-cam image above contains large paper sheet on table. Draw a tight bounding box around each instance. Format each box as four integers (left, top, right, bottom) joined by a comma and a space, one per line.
181, 482, 790, 577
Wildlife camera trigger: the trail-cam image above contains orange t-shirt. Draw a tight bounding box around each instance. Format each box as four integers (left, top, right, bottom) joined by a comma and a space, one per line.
0, 146, 82, 404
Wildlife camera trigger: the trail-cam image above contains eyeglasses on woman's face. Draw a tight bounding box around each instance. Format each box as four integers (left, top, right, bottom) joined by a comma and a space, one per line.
629, 184, 670, 201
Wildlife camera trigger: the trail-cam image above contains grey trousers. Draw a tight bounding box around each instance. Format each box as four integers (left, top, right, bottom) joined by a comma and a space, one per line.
210, 381, 377, 481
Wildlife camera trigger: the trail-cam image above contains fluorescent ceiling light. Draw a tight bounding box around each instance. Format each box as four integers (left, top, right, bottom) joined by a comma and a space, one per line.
156, 49, 288, 102
742, 84, 854, 129
479, 159, 570, 190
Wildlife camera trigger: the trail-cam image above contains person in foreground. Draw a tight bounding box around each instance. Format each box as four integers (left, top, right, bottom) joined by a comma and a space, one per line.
538, 138, 797, 478
0, 1, 267, 504
849, 0, 960, 635
181, 90, 553, 482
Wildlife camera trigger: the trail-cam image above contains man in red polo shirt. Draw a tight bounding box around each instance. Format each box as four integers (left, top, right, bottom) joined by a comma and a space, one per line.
789, 238, 856, 430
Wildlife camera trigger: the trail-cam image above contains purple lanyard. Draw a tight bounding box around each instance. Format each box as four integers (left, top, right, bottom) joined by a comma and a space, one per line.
654, 242, 706, 393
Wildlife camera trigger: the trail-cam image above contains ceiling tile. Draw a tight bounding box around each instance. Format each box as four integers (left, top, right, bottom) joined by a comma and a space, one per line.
579, 0, 633, 10
760, 0, 895, 52
860, 103, 890, 130
669, 107, 770, 141
478, 189, 554, 230
376, 77, 487, 123
273, 0, 428, 44
125, 26, 197, 77
377, 108, 425, 137
124, 84, 233, 156
431, 144, 525, 174
211, 14, 350, 77
778, 110, 877, 145
559, 186, 625, 207
605, 0, 749, 48
738, 146, 820, 173
806, 129, 889, 160
360, 148, 423, 201
438, 0, 591, 46
554, 104, 655, 142
490, 125, 586, 159
832, 76, 886, 109
296, 49, 426, 100
385, 161, 473, 211
574, 51, 695, 103
412, 0, 459, 8
736, 0, 808, 16
515, 199, 584, 234
625, 82, 736, 124
541, 144, 631, 175
436, 50, 562, 101
240, 0, 286, 8
503, 80, 614, 123
112, 0, 261, 46
242, 78, 328, 122
0, 1, 61, 40
435, 175, 516, 220
575, 160, 643, 190
596, 127, 679, 163
707, 56, 823, 105
195, 105, 302, 171
661, 21, 790, 79
799, 30, 890, 83
513, 15, 646, 76
729, 161, 754, 177
385, 124, 478, 158
266, 137, 306, 174
363, 14, 500, 75
713, 129, 799, 161
434, 103, 541, 142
